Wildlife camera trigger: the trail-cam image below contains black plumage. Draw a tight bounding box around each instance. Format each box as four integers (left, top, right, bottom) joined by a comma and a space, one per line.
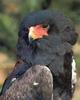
0, 10, 78, 99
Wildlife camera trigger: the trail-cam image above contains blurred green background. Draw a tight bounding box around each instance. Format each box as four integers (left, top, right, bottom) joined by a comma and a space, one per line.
0, 0, 80, 99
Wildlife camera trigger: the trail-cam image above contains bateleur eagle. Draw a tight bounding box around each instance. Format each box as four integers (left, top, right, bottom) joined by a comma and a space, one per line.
0, 10, 78, 99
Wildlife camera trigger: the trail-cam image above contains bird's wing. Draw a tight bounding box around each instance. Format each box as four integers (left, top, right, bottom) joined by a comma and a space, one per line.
0, 60, 31, 95
0, 65, 53, 100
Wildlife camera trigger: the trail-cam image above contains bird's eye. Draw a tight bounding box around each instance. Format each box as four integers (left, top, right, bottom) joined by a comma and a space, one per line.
42, 24, 49, 29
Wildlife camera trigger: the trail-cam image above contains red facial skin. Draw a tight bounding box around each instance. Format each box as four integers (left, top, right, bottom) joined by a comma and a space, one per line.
29, 25, 48, 40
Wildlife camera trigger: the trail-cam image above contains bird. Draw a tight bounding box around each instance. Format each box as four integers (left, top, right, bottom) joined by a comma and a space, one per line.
0, 65, 53, 100
0, 10, 78, 100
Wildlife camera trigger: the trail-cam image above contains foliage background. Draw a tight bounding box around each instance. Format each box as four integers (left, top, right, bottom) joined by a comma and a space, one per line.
0, 0, 80, 99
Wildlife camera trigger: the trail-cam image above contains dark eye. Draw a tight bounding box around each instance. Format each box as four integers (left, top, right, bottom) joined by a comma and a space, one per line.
42, 24, 49, 29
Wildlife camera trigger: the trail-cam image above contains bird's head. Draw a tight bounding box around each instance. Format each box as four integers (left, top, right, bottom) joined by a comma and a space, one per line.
18, 10, 78, 46
18, 10, 60, 49
17, 10, 78, 63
